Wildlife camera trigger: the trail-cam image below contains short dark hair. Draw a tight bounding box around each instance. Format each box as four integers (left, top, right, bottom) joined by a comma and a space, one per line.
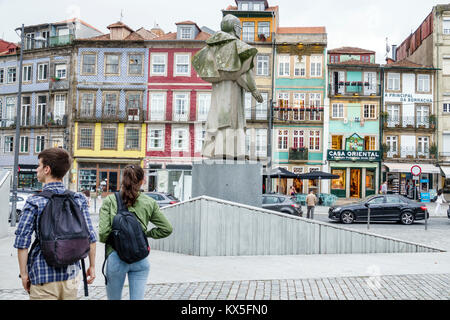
38, 148, 72, 179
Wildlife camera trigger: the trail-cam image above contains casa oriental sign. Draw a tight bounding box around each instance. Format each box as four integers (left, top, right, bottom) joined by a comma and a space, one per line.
327, 149, 381, 162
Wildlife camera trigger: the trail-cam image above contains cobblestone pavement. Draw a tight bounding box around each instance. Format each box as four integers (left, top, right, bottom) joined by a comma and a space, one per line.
1, 273, 448, 300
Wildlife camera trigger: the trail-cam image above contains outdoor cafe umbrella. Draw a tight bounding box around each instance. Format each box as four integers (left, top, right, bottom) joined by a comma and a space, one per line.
263, 167, 298, 193
296, 171, 340, 196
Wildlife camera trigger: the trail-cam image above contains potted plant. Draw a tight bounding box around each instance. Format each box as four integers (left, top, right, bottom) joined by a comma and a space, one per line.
429, 143, 437, 159
382, 143, 389, 158
429, 114, 436, 129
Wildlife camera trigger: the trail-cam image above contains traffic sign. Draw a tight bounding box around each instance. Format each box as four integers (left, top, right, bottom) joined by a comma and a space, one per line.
411, 165, 422, 176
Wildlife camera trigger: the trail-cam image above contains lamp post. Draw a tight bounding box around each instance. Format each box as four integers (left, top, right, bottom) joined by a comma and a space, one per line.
10, 26, 46, 227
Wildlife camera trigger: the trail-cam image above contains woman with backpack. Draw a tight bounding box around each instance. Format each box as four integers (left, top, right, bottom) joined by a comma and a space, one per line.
99, 165, 173, 300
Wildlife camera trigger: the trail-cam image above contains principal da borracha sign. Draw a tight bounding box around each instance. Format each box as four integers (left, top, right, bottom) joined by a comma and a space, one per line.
327, 150, 381, 161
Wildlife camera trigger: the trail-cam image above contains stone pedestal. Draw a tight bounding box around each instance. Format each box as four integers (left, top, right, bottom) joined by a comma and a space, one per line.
192, 160, 262, 208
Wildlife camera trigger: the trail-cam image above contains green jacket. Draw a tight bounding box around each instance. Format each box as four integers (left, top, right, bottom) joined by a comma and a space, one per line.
99, 193, 173, 258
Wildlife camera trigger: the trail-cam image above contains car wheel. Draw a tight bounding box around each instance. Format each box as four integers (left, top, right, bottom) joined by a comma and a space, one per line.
340, 211, 355, 224
400, 212, 415, 225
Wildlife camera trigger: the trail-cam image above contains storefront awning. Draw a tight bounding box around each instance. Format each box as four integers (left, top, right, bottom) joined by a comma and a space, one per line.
384, 163, 441, 174
440, 166, 450, 178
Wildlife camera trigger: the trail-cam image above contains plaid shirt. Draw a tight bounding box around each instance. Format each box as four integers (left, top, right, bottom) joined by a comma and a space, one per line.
14, 182, 97, 285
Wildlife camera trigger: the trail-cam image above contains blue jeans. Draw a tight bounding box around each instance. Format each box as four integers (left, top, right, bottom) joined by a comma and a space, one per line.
105, 251, 150, 300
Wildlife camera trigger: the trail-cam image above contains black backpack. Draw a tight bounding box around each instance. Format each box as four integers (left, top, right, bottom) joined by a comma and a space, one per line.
30, 190, 91, 296
102, 192, 150, 282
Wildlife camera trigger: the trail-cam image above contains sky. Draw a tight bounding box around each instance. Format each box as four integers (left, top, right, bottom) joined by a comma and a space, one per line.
0, 0, 445, 63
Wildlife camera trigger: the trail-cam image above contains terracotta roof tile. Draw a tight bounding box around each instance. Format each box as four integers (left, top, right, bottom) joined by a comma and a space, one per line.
55, 18, 103, 34
136, 28, 157, 40
107, 21, 134, 32
150, 31, 211, 41
79, 31, 144, 41
329, 59, 380, 67
383, 59, 433, 69
176, 21, 197, 25
277, 27, 326, 34
328, 47, 375, 54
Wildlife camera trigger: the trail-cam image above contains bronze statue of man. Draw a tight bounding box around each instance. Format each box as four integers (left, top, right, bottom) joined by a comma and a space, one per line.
192, 14, 263, 159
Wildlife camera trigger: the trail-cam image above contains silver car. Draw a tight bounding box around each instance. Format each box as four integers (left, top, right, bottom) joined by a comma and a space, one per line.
9, 193, 29, 223
144, 192, 180, 208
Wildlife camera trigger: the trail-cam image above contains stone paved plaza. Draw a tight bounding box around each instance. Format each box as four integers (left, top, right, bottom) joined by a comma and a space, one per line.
1, 273, 448, 300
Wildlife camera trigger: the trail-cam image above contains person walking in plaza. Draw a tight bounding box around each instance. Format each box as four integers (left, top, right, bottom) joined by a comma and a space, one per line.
381, 181, 388, 195
290, 185, 297, 196
306, 190, 318, 219
14, 148, 97, 300
434, 189, 447, 215
99, 165, 173, 300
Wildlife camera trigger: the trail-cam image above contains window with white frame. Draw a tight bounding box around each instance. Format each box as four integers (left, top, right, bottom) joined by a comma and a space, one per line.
255, 93, 268, 120
417, 74, 430, 92
245, 92, 252, 119
257, 22, 270, 38
195, 124, 206, 153
128, 54, 143, 75
386, 104, 400, 124
443, 19, 450, 34
21, 97, 31, 126
277, 92, 289, 108
126, 93, 141, 121
82, 53, 96, 74
255, 128, 267, 156
80, 93, 94, 117
5, 97, 16, 126
125, 127, 140, 150
364, 71, 377, 94
293, 130, 304, 149
4, 136, 13, 153
332, 103, 344, 118
197, 93, 211, 121
105, 54, 120, 75
310, 55, 322, 77
241, 2, 249, 10
293, 93, 306, 120
54, 94, 65, 123
102, 127, 117, 149
173, 93, 189, 121
55, 64, 67, 79
278, 129, 288, 150
36, 96, 47, 126
309, 93, 321, 120
444, 103, 450, 113
20, 136, 29, 153
180, 27, 192, 40
418, 136, 429, 155
7, 67, 16, 83
387, 73, 400, 90
417, 105, 430, 127
148, 127, 164, 150
386, 136, 398, 155
79, 127, 93, 149
294, 56, 306, 77
172, 127, 189, 151
309, 130, 320, 151
363, 104, 376, 119
256, 55, 269, 76
175, 54, 190, 76
242, 22, 255, 42
150, 92, 166, 120
278, 55, 290, 76
151, 53, 167, 75
38, 63, 48, 81
36, 135, 45, 153
23, 65, 32, 82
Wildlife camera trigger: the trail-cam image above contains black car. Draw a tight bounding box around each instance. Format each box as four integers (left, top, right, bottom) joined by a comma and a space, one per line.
328, 194, 429, 225
262, 194, 303, 216
447, 207, 450, 220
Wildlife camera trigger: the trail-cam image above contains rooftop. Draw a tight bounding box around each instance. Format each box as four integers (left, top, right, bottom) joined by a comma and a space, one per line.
277, 27, 326, 34
328, 46, 376, 54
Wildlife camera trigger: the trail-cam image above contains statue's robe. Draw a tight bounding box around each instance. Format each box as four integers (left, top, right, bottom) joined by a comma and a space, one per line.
192, 31, 258, 158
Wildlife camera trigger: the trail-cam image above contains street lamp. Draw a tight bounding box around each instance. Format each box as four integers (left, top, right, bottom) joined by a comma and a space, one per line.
10, 25, 46, 227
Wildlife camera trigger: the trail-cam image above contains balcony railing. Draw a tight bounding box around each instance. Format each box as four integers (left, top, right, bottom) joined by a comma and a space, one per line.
49, 34, 74, 47
329, 83, 381, 97
386, 147, 431, 159
76, 109, 145, 122
274, 107, 323, 122
384, 116, 435, 129
289, 147, 309, 161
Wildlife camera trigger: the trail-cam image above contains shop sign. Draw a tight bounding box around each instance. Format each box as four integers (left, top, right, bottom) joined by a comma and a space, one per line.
327, 150, 381, 161
345, 134, 364, 151
384, 93, 432, 103
421, 192, 430, 203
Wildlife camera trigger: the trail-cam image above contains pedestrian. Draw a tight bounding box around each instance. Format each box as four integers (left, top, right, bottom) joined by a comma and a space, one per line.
82, 189, 91, 208
381, 181, 388, 195
434, 189, 447, 215
99, 165, 173, 300
306, 190, 318, 219
290, 185, 297, 196
14, 148, 97, 300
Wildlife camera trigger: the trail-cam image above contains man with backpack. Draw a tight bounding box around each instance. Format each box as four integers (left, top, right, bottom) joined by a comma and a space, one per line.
14, 148, 97, 300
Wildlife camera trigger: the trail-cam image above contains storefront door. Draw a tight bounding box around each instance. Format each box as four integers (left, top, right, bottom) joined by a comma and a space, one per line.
350, 169, 361, 198
99, 170, 119, 193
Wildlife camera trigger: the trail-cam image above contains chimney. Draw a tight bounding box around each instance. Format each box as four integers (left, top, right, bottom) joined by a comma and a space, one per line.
392, 45, 397, 61
386, 57, 395, 64
107, 22, 133, 40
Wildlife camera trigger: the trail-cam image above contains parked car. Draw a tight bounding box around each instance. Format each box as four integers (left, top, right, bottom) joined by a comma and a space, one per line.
328, 194, 429, 225
447, 206, 450, 220
8, 193, 29, 223
262, 193, 303, 216
144, 192, 180, 208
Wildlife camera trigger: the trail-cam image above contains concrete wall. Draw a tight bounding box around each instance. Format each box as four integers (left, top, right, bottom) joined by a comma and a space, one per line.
0, 171, 11, 238
149, 196, 443, 256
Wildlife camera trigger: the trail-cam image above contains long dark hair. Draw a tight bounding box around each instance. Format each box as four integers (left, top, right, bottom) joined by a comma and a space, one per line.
121, 165, 144, 207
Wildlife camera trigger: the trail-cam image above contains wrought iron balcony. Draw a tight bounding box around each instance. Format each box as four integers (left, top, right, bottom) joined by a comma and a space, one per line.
289, 147, 309, 161
384, 116, 435, 129
273, 107, 323, 122
75, 109, 145, 122
329, 83, 381, 97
